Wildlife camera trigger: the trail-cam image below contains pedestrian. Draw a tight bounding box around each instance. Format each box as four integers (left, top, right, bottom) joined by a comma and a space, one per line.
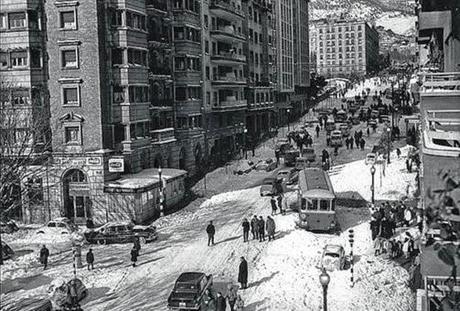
235, 295, 244, 311
258, 216, 265, 242
349, 136, 354, 149
270, 197, 278, 216
366, 127, 370, 137
86, 248, 94, 270
374, 236, 382, 256
396, 148, 401, 159
275, 149, 280, 167
316, 124, 320, 138
130, 246, 138, 267
404, 207, 412, 226
345, 137, 349, 149
216, 292, 227, 311
206, 220, 216, 246
266, 216, 276, 241
242, 218, 250, 242
133, 236, 141, 254
226, 285, 238, 311
277, 194, 285, 215
370, 217, 380, 241
238, 256, 248, 289
251, 216, 258, 240
203, 289, 216, 311
69, 279, 79, 307
40, 244, 49, 270
360, 138, 365, 150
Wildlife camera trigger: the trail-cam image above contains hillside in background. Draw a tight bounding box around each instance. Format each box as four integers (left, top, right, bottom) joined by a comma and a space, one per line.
310, 0, 416, 37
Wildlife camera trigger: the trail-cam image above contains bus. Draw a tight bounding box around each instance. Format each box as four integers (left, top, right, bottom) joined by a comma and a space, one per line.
296, 168, 338, 232
326, 117, 335, 132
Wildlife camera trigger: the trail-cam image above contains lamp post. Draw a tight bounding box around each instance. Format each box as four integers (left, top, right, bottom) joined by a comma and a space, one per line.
158, 166, 164, 217
286, 109, 291, 132
319, 268, 330, 311
348, 229, 355, 287
386, 127, 391, 164
370, 165, 376, 204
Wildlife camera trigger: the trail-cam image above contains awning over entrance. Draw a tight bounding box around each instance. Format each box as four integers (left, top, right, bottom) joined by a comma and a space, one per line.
104, 168, 187, 193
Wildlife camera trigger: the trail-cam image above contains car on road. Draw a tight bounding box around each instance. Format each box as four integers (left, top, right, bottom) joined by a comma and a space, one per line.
321, 244, 346, 271
84, 222, 158, 244
0, 220, 19, 234
260, 177, 277, 197
338, 123, 350, 137
284, 149, 300, 167
365, 153, 376, 165
277, 168, 298, 185
275, 138, 291, 155
255, 158, 277, 172
330, 130, 343, 147
301, 148, 316, 163
36, 217, 77, 235
167, 272, 213, 310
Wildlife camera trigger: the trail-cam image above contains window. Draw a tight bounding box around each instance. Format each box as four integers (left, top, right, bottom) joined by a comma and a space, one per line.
128, 49, 147, 66
65, 126, 80, 143
11, 51, 28, 67
12, 89, 30, 105
113, 86, 125, 103
112, 48, 123, 65
205, 40, 209, 53
60, 11, 76, 29
0, 52, 8, 68
0, 13, 6, 29
205, 66, 210, 80
30, 49, 41, 68
319, 200, 329, 211
61, 49, 78, 68
204, 15, 208, 28
62, 86, 79, 106
111, 10, 123, 26
9, 12, 26, 29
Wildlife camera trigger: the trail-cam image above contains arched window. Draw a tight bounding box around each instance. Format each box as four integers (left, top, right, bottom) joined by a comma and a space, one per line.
64, 169, 86, 183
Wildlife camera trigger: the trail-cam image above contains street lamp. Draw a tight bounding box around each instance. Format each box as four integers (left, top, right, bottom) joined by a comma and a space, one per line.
348, 229, 355, 287
370, 165, 376, 204
386, 127, 391, 164
319, 268, 330, 311
286, 109, 291, 132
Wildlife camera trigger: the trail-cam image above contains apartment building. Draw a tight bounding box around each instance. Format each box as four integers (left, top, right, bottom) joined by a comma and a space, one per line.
312, 19, 379, 77
416, 0, 460, 309
243, 0, 276, 141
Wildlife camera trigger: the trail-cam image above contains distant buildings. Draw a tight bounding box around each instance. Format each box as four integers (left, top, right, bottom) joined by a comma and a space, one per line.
0, 0, 311, 224
310, 19, 379, 77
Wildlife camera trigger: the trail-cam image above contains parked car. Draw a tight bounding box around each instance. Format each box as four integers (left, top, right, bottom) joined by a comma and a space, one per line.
365, 153, 376, 165
277, 168, 298, 185
1, 240, 14, 260
0, 220, 19, 234
338, 123, 350, 137
321, 244, 346, 271
275, 138, 291, 155
260, 177, 277, 197
84, 222, 158, 244
301, 148, 316, 162
233, 160, 255, 175
36, 218, 77, 235
284, 149, 300, 167
255, 158, 277, 172
167, 272, 213, 310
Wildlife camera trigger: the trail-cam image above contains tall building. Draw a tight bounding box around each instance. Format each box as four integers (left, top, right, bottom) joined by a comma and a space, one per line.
416, 0, 460, 309
312, 19, 379, 78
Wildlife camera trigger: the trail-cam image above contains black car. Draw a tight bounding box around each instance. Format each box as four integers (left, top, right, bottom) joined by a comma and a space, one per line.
84, 222, 158, 244
167, 272, 213, 310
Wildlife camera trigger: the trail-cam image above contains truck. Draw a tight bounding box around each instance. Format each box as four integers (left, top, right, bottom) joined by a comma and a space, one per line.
167, 272, 213, 310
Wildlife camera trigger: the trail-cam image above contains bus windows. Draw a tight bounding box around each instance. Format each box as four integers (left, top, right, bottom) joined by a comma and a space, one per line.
331, 199, 336, 211
301, 198, 307, 210
308, 199, 317, 210
319, 200, 329, 211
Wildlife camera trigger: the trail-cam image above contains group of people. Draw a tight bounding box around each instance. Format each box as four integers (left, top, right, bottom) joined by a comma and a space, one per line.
370, 201, 422, 262
243, 215, 277, 243
203, 287, 245, 311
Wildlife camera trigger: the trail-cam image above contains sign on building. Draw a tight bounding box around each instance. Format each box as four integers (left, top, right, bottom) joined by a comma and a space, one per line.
108, 158, 124, 172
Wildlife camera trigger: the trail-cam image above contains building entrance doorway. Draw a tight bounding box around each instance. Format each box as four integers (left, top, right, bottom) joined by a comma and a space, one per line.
63, 169, 91, 224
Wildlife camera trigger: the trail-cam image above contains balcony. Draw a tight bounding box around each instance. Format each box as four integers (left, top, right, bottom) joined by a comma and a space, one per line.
422, 111, 460, 157
151, 127, 177, 145
211, 52, 246, 65
212, 98, 247, 111
420, 72, 460, 94
248, 101, 275, 111
212, 74, 247, 86
112, 66, 149, 84
210, 26, 246, 43
148, 67, 172, 81
210, 0, 245, 20
148, 35, 171, 49
150, 99, 174, 109
146, 0, 168, 13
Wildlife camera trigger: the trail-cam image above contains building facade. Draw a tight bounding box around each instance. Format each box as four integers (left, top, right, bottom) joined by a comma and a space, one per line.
312, 19, 379, 78
1, 0, 311, 225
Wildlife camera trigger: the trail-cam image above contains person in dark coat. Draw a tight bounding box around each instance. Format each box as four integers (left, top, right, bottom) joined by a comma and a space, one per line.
349, 136, 354, 149
242, 218, 250, 242
258, 217, 265, 242
345, 137, 350, 149
206, 221, 216, 246
40, 245, 50, 270
216, 292, 227, 311
360, 138, 365, 150
266, 216, 276, 241
130, 246, 138, 267
315, 124, 320, 138
370, 218, 380, 241
250, 216, 258, 240
238, 257, 248, 289
86, 248, 94, 270
270, 197, 278, 216
133, 236, 141, 254
275, 149, 280, 167
277, 194, 285, 215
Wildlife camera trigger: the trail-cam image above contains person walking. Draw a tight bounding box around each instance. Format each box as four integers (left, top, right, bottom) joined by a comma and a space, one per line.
258, 216, 265, 242
366, 127, 370, 137
277, 194, 285, 215
203, 289, 216, 311
216, 292, 227, 311
349, 136, 354, 150
130, 246, 138, 267
206, 221, 216, 246
396, 148, 401, 159
315, 124, 320, 138
235, 295, 244, 311
86, 248, 94, 270
251, 216, 258, 240
242, 218, 250, 242
133, 236, 141, 255
40, 245, 49, 270
345, 137, 350, 149
266, 216, 276, 241
238, 256, 248, 289
270, 197, 278, 216
360, 138, 365, 150
275, 149, 280, 167
69, 279, 79, 307
226, 285, 238, 311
